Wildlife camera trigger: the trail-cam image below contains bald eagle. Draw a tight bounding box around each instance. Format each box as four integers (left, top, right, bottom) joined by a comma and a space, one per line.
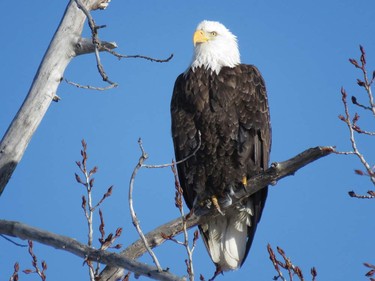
171, 20, 271, 271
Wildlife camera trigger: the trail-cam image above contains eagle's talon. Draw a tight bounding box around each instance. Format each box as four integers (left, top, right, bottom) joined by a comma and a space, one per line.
211, 196, 225, 215
242, 176, 248, 187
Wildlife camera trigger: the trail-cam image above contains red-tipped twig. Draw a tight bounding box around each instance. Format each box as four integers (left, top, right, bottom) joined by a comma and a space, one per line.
75, 140, 121, 280
267, 244, 317, 281
364, 262, 375, 281
128, 135, 202, 273
338, 45, 375, 196
22, 241, 47, 281
9, 262, 19, 281
170, 162, 198, 281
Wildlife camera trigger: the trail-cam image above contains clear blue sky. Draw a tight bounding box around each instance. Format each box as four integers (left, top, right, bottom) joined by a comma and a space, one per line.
1, 1, 375, 280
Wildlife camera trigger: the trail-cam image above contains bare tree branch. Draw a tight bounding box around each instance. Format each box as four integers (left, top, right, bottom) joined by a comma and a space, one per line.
98, 145, 334, 281
338, 88, 375, 185
128, 139, 163, 272
9, 262, 19, 281
338, 46, 375, 197
267, 244, 317, 281
23, 241, 48, 281
74, 0, 118, 88
0, 220, 183, 281
75, 38, 117, 56
64, 79, 118, 91
103, 47, 174, 63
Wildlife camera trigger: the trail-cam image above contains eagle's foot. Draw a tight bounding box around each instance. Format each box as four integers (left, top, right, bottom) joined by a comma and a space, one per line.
219, 191, 233, 208
211, 195, 225, 215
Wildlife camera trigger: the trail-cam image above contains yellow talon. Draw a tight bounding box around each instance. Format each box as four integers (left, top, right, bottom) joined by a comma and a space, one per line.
211, 195, 224, 215
242, 176, 247, 186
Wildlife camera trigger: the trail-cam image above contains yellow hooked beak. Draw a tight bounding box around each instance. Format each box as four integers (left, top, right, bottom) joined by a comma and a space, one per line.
193, 30, 209, 46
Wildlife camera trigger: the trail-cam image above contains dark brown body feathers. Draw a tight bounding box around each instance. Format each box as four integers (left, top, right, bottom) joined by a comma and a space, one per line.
171, 64, 271, 268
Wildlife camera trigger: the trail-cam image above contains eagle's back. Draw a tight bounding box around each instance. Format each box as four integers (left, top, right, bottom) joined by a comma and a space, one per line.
171, 64, 271, 270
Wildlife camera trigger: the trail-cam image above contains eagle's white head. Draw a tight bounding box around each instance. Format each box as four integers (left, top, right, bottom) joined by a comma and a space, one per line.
189, 20, 241, 74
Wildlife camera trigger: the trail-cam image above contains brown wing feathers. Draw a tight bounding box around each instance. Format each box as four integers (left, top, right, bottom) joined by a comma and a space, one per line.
171, 64, 271, 269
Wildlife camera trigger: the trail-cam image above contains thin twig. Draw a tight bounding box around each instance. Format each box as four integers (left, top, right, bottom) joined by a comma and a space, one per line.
127, 132, 201, 275
339, 46, 375, 197
364, 262, 375, 280
348, 190, 375, 199
171, 163, 196, 281
75, 140, 96, 280
359, 45, 375, 115
339, 88, 375, 185
9, 262, 19, 281
129, 138, 163, 272
65, 79, 117, 91
74, 0, 118, 88
267, 244, 317, 281
23, 241, 47, 281
267, 244, 287, 281
72, 0, 172, 91
103, 46, 174, 63
351, 96, 373, 111
142, 131, 201, 169
74, 140, 119, 280
1, 234, 27, 247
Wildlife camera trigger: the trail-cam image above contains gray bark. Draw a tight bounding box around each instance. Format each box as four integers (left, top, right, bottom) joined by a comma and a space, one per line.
0, 220, 183, 281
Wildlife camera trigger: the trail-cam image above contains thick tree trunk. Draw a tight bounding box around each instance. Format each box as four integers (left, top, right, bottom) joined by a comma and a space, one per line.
0, 0, 109, 195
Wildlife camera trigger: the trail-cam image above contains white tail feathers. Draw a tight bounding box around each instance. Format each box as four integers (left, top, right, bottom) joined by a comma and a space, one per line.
201, 200, 254, 271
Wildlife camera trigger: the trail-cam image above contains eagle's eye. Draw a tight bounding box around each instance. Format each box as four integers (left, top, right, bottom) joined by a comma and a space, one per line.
210, 31, 218, 36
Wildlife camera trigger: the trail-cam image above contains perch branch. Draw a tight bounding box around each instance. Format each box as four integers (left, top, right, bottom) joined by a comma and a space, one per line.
98, 145, 334, 281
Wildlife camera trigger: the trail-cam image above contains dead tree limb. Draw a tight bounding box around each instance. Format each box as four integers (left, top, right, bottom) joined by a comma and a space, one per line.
98, 145, 335, 281
0, 0, 114, 196
0, 220, 183, 281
